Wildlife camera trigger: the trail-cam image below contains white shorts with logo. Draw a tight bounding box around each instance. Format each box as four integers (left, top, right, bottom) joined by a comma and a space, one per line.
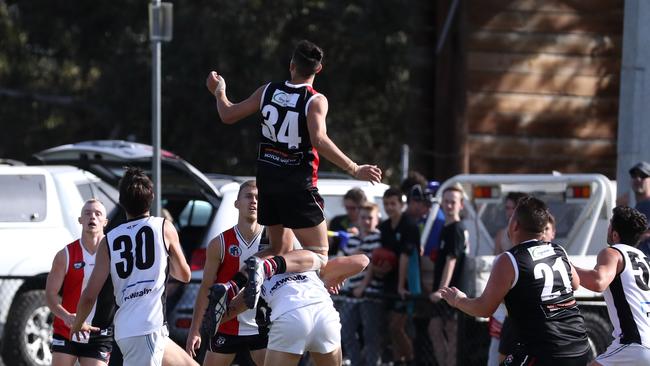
267, 302, 341, 355
116, 325, 168, 366
595, 341, 650, 366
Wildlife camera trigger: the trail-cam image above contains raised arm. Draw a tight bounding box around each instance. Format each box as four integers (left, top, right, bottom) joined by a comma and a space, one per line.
186, 235, 222, 357
441, 253, 514, 318
306, 96, 382, 183
45, 249, 75, 327
205, 71, 265, 124
574, 247, 621, 292
165, 220, 191, 283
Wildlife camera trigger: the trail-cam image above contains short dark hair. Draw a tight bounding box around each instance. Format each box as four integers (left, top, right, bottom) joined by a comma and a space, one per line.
383, 187, 403, 201
512, 196, 550, 234
292, 40, 323, 78
343, 187, 367, 205
505, 191, 528, 204
118, 167, 153, 216
611, 206, 648, 246
400, 171, 428, 196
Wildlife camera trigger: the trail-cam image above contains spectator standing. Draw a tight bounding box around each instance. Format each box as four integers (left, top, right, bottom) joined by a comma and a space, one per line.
379, 187, 419, 365
428, 184, 469, 366
619, 162, 650, 256
494, 192, 529, 255
338, 202, 383, 366
617, 161, 650, 211
329, 187, 368, 255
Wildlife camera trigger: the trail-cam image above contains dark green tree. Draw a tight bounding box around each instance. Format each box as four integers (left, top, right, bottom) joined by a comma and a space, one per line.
1, 0, 430, 184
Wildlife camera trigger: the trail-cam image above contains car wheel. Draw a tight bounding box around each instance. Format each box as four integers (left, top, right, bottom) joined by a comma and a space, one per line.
2, 290, 53, 366
583, 310, 613, 359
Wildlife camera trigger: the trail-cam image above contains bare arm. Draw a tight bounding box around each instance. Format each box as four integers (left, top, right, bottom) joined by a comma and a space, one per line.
186, 236, 222, 356
71, 239, 110, 336
45, 249, 75, 327
440, 253, 514, 318
352, 263, 374, 298
438, 256, 457, 290
574, 247, 621, 292
206, 71, 265, 124
165, 220, 191, 283
306, 96, 381, 183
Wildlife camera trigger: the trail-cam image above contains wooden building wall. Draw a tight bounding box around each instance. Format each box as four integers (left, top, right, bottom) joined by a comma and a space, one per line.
464, 0, 623, 176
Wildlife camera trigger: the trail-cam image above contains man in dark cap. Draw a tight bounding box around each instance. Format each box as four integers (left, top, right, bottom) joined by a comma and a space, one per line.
618, 162, 650, 209
618, 161, 650, 255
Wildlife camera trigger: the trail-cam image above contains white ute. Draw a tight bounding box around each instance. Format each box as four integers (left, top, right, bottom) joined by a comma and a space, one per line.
0, 165, 118, 366
422, 173, 616, 363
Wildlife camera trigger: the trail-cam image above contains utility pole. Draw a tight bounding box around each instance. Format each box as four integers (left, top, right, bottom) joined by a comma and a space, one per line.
149, 0, 173, 216
617, 0, 650, 193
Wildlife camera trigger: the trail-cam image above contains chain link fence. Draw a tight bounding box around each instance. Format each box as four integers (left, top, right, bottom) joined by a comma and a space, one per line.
332, 292, 490, 366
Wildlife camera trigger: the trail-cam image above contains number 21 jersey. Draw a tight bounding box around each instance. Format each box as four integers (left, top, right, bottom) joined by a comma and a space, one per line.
257, 81, 323, 193
106, 216, 168, 341
504, 240, 589, 358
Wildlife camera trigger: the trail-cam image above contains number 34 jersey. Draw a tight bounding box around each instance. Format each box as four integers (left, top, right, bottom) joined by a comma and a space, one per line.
257, 81, 323, 193
605, 244, 650, 346
106, 216, 168, 341
504, 240, 589, 358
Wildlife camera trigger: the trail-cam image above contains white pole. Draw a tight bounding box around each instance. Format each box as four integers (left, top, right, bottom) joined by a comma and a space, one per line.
401, 144, 410, 182
151, 0, 162, 216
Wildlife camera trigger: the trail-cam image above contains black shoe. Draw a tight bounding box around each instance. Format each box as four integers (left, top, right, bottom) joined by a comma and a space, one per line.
244, 256, 264, 309
201, 283, 229, 339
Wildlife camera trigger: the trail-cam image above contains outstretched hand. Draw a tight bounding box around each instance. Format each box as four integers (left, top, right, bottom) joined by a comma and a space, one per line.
354, 164, 382, 184
439, 286, 467, 308
206, 71, 226, 96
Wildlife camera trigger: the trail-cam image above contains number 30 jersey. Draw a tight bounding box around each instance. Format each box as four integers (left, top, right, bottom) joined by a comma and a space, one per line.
504, 240, 589, 358
106, 216, 168, 341
257, 81, 323, 193
605, 244, 650, 346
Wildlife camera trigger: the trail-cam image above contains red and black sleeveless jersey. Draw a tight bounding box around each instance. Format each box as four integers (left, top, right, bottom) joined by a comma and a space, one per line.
503, 240, 589, 358
214, 226, 262, 336
256, 81, 322, 193
53, 240, 115, 340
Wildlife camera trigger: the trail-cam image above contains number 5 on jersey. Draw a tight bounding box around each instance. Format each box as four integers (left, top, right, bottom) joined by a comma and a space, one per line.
262, 105, 302, 149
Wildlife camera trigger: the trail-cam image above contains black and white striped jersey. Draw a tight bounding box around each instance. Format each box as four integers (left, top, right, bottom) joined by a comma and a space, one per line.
605, 244, 650, 346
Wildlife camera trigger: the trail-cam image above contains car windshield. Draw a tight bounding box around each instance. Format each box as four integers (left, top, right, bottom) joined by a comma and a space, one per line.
0, 174, 47, 222
444, 179, 610, 256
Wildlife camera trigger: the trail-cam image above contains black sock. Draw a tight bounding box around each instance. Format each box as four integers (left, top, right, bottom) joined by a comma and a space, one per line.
271, 255, 287, 275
